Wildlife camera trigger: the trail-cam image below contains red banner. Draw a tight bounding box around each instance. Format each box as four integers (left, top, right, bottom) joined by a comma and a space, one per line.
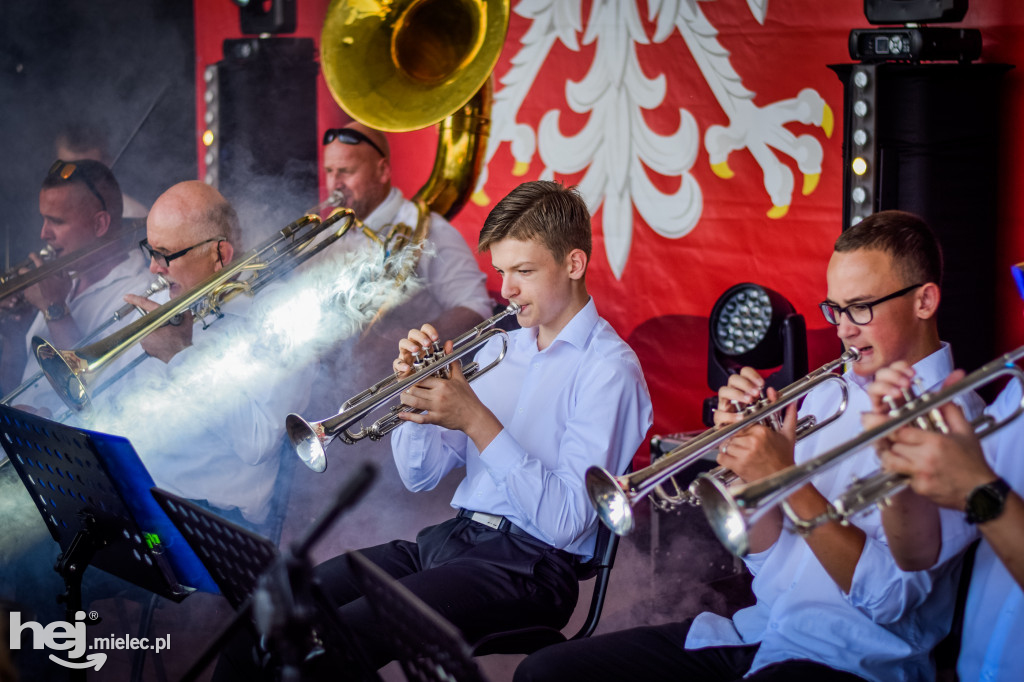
193, 1, 1024, 444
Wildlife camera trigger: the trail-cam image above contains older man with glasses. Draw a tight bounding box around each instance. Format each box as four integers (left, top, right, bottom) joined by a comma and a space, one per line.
91, 179, 316, 530
0, 159, 153, 409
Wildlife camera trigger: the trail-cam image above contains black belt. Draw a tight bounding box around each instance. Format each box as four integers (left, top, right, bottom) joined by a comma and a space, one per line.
457, 508, 534, 539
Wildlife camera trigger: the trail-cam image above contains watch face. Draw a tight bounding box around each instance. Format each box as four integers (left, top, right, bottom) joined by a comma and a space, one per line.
972, 488, 1001, 520
967, 479, 1009, 524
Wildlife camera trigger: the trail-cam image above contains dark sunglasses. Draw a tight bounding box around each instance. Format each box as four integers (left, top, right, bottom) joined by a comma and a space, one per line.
140, 237, 223, 268
48, 160, 107, 213
321, 128, 386, 157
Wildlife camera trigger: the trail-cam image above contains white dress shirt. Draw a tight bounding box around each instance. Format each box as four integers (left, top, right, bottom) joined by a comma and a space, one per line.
17, 249, 155, 414
955, 378, 1024, 682
340, 187, 494, 321
82, 287, 315, 525
685, 343, 983, 682
391, 297, 653, 558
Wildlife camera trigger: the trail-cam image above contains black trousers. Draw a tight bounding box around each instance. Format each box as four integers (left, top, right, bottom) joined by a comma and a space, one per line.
315, 516, 579, 669
214, 516, 579, 680
513, 619, 869, 682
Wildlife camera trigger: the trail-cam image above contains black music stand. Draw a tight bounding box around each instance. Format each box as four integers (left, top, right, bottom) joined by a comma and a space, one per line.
154, 463, 381, 682
151, 488, 278, 610
0, 405, 215, 619
347, 550, 489, 682
0, 405, 216, 681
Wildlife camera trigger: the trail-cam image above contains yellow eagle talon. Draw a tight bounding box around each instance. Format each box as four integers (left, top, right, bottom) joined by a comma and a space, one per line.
822, 103, 835, 139
802, 173, 820, 196
711, 161, 734, 180
767, 204, 789, 219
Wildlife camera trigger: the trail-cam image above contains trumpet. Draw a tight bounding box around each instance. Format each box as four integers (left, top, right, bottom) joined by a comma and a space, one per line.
1, 276, 169, 406
586, 348, 861, 536
696, 345, 1024, 557
32, 209, 364, 412
287, 303, 521, 473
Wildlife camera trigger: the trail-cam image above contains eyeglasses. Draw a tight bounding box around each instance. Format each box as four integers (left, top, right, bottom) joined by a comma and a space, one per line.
140, 237, 223, 268
48, 160, 107, 213
321, 127, 386, 157
819, 283, 924, 326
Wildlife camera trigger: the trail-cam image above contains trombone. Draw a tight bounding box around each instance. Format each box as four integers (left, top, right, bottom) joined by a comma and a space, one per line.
0, 219, 145, 304
1, 276, 169, 406
696, 345, 1024, 557
586, 347, 861, 536
32, 209, 365, 412
0, 245, 56, 286
286, 302, 521, 473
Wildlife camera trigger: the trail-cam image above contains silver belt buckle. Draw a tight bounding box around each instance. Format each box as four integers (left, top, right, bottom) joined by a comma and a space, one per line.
471, 511, 503, 530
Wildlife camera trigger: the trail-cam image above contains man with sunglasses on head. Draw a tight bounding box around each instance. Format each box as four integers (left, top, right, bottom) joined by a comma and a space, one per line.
516, 210, 982, 682
320, 122, 492, 342
0, 159, 152, 408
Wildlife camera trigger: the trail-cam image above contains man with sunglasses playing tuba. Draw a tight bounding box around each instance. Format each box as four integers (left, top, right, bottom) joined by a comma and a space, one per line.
0, 159, 152, 410
320, 122, 493, 343
516, 211, 982, 682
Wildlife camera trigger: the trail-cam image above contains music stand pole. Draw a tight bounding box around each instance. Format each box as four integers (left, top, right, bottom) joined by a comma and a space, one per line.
177, 462, 378, 682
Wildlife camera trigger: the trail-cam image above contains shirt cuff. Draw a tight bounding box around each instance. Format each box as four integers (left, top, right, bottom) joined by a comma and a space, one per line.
477, 428, 522, 484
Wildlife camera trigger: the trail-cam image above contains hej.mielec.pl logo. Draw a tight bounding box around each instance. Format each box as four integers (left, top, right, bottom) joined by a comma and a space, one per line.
9, 610, 115, 671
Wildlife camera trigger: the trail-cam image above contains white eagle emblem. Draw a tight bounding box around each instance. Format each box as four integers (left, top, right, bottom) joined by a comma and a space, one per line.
474, 0, 834, 278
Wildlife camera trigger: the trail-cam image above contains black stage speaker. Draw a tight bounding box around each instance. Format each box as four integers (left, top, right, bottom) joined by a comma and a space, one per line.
207, 37, 318, 243
831, 63, 1012, 376
238, 0, 296, 35
864, 0, 967, 24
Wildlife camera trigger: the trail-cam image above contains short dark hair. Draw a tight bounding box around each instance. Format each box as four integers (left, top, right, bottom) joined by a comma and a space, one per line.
834, 210, 943, 286
478, 181, 592, 264
42, 158, 124, 226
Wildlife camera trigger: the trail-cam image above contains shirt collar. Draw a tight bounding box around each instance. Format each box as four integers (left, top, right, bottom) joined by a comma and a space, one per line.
844, 341, 953, 389
533, 297, 597, 352
363, 187, 403, 233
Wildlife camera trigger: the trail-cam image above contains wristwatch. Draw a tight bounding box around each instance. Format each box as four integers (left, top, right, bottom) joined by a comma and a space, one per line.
43, 302, 70, 322
964, 477, 1011, 524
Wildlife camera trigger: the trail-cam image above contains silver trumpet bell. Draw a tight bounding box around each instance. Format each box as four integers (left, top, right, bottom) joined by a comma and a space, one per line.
586, 347, 861, 536
287, 302, 521, 473
697, 344, 1024, 557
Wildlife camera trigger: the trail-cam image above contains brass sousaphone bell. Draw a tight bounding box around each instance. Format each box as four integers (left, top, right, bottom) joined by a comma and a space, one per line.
320, 0, 509, 219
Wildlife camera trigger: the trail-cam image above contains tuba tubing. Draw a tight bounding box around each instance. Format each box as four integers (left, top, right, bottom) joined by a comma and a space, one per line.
697, 344, 1024, 557
287, 303, 521, 473
586, 347, 861, 536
